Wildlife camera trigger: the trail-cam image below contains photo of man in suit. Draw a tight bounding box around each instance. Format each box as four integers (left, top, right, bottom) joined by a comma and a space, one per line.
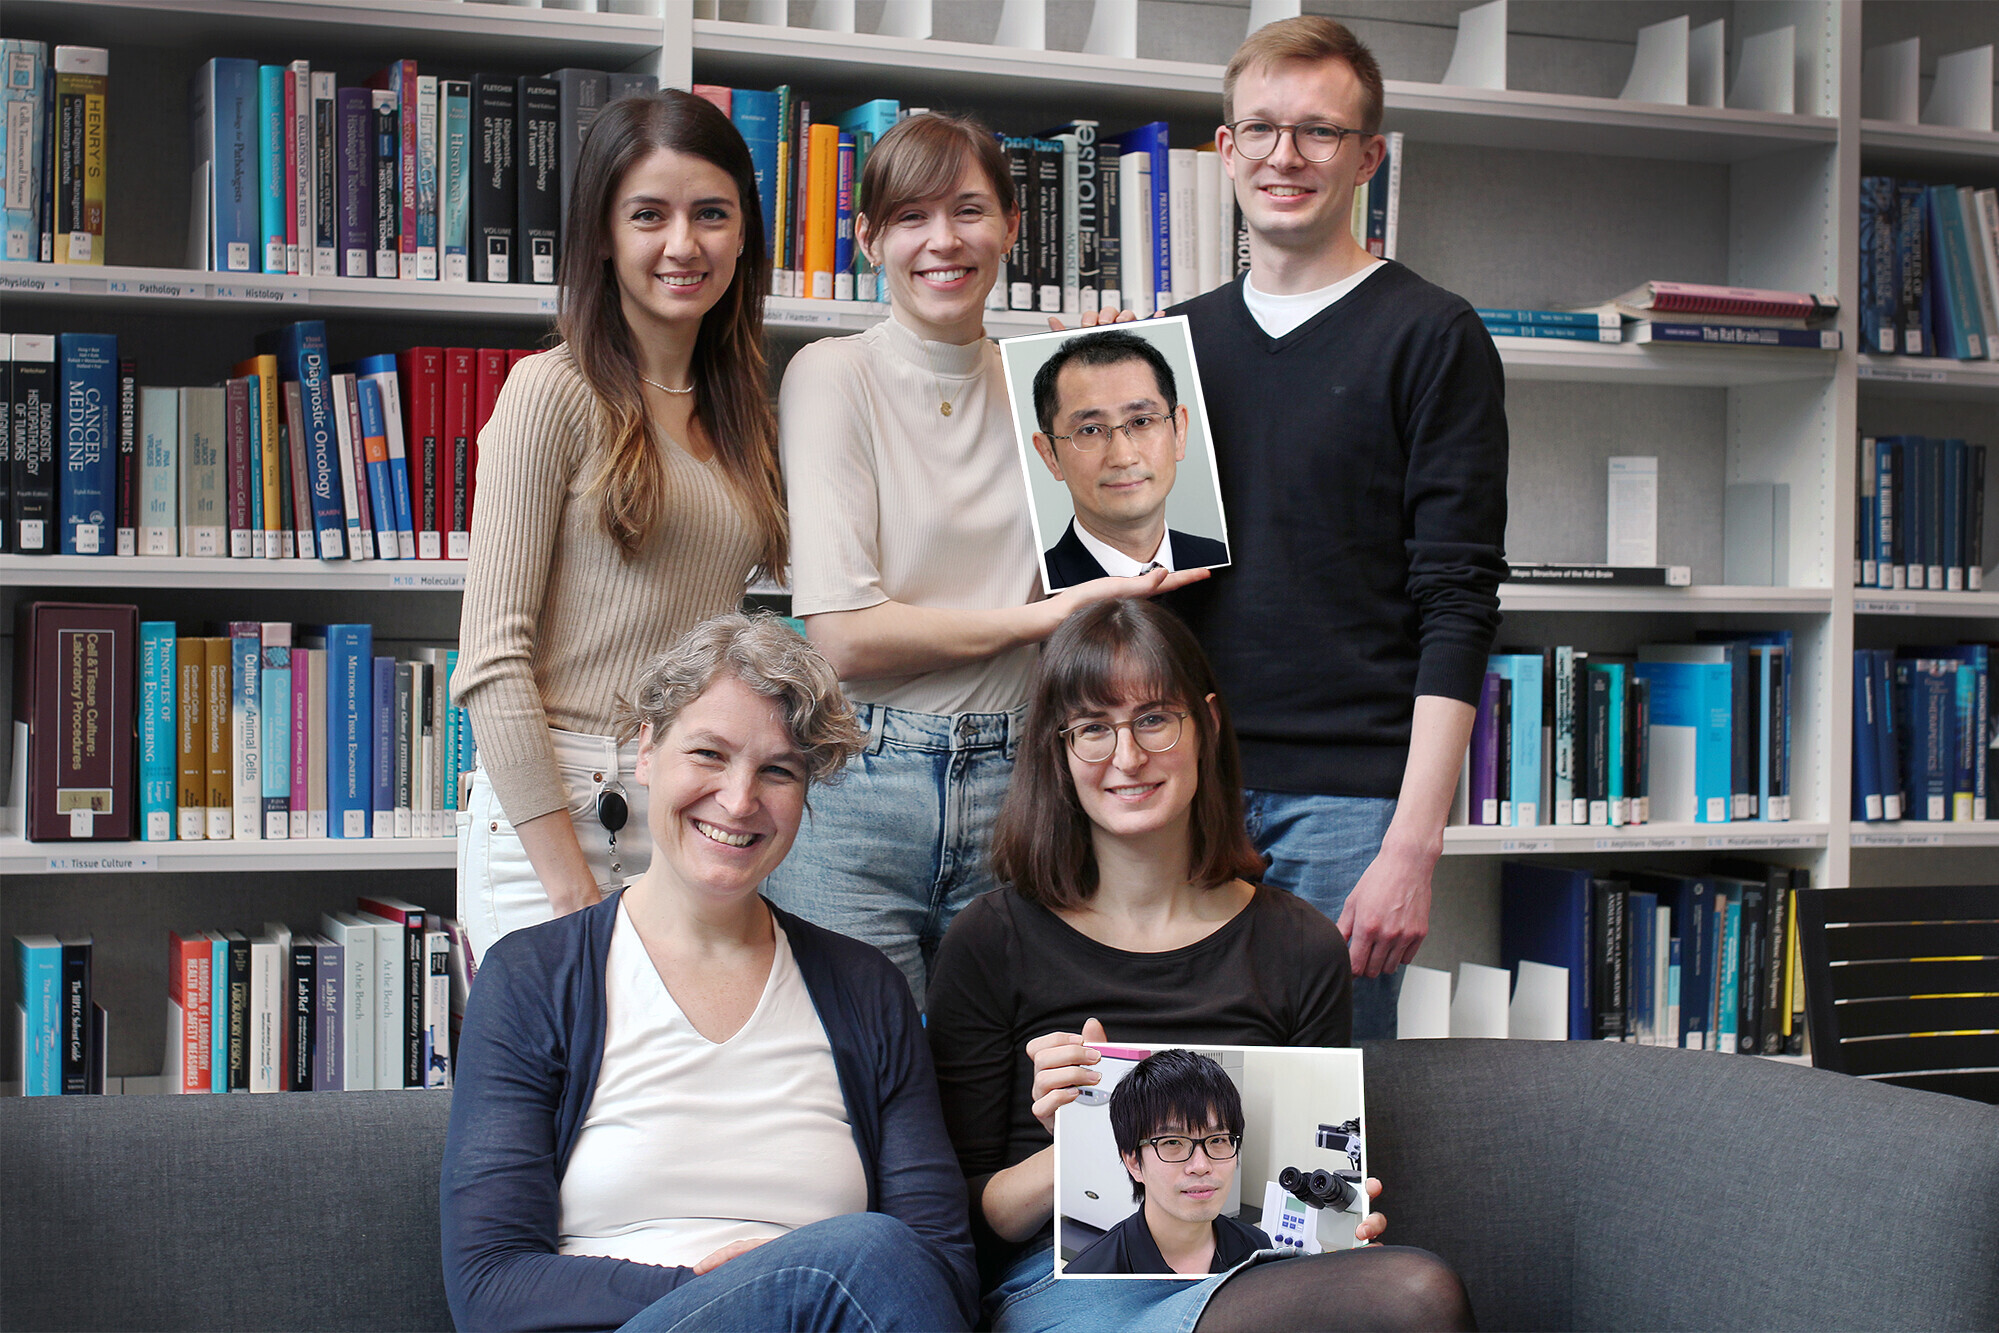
1028, 328, 1230, 591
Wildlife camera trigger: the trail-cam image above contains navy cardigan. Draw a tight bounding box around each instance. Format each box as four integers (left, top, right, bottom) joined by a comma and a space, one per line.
439, 893, 978, 1332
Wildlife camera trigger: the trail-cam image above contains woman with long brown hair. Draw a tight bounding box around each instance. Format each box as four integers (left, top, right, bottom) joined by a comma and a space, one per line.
454, 90, 785, 961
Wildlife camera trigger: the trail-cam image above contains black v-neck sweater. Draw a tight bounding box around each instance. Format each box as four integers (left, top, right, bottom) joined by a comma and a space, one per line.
1164, 264, 1509, 798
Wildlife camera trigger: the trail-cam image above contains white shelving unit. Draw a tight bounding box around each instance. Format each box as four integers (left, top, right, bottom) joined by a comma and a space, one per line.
3, 1, 1995, 1073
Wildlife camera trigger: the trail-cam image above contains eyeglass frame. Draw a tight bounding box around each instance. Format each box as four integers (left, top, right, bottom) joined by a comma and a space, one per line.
1058, 709, 1191, 761
1137, 1132, 1243, 1163
1223, 118, 1371, 163
1044, 411, 1178, 453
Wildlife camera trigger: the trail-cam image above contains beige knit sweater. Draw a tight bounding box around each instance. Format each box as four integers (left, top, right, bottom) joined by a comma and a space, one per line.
453, 346, 759, 824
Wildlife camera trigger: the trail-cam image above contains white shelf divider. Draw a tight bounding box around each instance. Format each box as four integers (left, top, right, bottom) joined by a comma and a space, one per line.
0, 555, 467, 591
1849, 823, 1999, 848
0, 262, 559, 321
1444, 822, 1830, 857
1498, 585, 1833, 615
0, 835, 458, 877
1852, 589, 1999, 619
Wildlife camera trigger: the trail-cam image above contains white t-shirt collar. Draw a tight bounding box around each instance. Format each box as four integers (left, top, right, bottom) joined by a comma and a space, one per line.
1071, 519, 1174, 578
1242, 259, 1386, 338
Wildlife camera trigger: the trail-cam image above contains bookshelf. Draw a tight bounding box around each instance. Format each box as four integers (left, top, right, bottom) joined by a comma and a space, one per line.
2, 0, 1995, 1079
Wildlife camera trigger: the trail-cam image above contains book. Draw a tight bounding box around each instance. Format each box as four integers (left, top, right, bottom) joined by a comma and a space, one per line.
355, 894, 427, 1087
16, 935, 62, 1095
189, 58, 259, 272
1625, 322, 1840, 349
515, 76, 560, 284
349, 910, 405, 1089
228, 621, 262, 840
414, 73, 439, 280
270, 320, 346, 559
424, 928, 451, 1088
224, 376, 253, 557
1481, 322, 1622, 343
1500, 862, 1594, 1041
164, 931, 213, 1093
201, 635, 231, 839
730, 89, 779, 278
1, 41, 48, 261
56, 332, 116, 555
441, 80, 471, 282
320, 912, 377, 1091
370, 61, 419, 278
398, 347, 444, 558
470, 73, 517, 283
371, 88, 398, 278
336, 87, 374, 278
549, 69, 607, 259
1594, 279, 1836, 324
372, 655, 396, 837
311, 70, 336, 276
803, 122, 837, 298
52, 46, 108, 265
354, 354, 417, 557
14, 601, 137, 841
114, 360, 136, 555
11, 334, 56, 552
260, 624, 291, 839
139, 621, 177, 841
443, 349, 475, 559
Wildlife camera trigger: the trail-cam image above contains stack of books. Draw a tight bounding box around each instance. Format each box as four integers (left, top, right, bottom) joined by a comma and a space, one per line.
1852, 646, 1990, 824
1859, 177, 1999, 360
13, 935, 105, 1094
1856, 435, 1988, 592
1577, 280, 1842, 349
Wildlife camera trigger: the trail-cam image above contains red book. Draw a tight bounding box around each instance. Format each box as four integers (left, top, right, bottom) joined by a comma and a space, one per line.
443, 348, 476, 560
397, 348, 444, 558
14, 601, 138, 842
225, 376, 254, 558
368, 60, 420, 279
165, 932, 214, 1094
474, 348, 508, 539
507, 347, 532, 371
283, 71, 299, 273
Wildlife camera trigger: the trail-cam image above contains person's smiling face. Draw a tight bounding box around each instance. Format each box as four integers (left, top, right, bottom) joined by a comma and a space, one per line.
634, 674, 807, 907
861, 156, 1017, 343
1219, 56, 1383, 258
604, 146, 742, 344
1034, 356, 1188, 544
1062, 692, 1199, 844
1124, 1119, 1240, 1228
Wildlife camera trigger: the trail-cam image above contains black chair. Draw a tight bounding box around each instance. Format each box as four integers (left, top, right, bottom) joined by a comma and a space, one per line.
1796, 884, 1999, 1104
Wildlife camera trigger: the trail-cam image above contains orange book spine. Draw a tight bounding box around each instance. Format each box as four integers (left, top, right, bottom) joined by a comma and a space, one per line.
176, 638, 207, 841
202, 637, 233, 840
804, 123, 839, 299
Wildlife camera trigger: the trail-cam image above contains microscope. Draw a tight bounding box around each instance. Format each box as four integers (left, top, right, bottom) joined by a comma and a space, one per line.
1261, 1119, 1367, 1253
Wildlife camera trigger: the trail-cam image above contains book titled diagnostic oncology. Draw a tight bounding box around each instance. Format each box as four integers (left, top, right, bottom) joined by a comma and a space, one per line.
15, 601, 138, 841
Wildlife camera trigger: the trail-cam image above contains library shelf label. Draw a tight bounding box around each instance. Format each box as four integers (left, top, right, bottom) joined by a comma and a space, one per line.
44, 852, 156, 873
1597, 835, 1696, 851
1849, 831, 1948, 847
1856, 364, 1948, 384
1855, 598, 1923, 614
211, 283, 307, 304
106, 278, 205, 300
1499, 839, 1557, 853
0, 271, 69, 293
767, 304, 851, 328
389, 570, 469, 590
1702, 831, 1818, 849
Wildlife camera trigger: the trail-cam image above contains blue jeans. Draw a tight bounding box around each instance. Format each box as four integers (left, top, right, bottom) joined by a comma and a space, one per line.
615, 1213, 968, 1332
1242, 789, 1402, 1040
987, 1242, 1287, 1333
763, 701, 1021, 1003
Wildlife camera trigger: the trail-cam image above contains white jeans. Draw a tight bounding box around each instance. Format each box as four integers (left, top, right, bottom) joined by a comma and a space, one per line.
456, 728, 652, 965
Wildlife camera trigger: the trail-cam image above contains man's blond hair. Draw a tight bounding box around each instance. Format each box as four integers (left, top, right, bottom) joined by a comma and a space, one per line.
1223, 15, 1385, 134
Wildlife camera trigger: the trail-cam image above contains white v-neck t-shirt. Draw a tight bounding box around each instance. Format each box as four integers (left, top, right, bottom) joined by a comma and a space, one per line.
557, 902, 868, 1268
1241, 260, 1385, 338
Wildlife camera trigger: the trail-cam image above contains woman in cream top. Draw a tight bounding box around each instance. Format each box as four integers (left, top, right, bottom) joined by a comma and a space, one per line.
454, 91, 785, 962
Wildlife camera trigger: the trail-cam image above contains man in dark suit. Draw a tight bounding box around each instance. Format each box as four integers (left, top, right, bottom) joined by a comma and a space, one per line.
1030, 328, 1230, 592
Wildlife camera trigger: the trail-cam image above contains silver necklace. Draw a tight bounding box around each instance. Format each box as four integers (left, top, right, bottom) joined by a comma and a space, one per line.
641, 374, 694, 395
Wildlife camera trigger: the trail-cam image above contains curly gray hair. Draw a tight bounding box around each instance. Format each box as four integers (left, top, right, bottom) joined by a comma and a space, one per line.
617, 612, 864, 785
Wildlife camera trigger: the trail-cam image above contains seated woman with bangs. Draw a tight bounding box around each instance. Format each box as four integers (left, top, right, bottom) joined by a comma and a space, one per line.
925, 598, 1475, 1332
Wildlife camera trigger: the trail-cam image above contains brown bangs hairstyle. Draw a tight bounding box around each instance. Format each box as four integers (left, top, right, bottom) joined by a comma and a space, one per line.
557, 90, 785, 577
856, 112, 1015, 236
990, 599, 1265, 910
1224, 14, 1385, 135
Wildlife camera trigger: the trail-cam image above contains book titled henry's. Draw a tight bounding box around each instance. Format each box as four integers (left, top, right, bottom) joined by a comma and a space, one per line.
1506, 563, 1692, 586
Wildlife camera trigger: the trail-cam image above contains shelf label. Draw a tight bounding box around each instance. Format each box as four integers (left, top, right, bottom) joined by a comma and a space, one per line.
44, 851, 156, 873
1850, 832, 1946, 847
1595, 835, 1695, 850
0, 271, 70, 293
1499, 839, 1555, 852
1703, 831, 1819, 849
1856, 364, 1947, 383
214, 283, 305, 304
389, 571, 468, 589
536, 295, 558, 314
766, 306, 843, 327
1855, 598, 1919, 614
107, 277, 206, 299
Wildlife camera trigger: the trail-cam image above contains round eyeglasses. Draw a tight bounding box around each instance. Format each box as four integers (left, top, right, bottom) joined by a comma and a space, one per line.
1059, 710, 1188, 763
1047, 413, 1172, 452
1225, 119, 1366, 163
1140, 1133, 1242, 1163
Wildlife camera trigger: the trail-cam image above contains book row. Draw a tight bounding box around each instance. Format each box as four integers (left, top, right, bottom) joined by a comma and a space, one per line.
1851, 646, 1992, 825
693, 83, 1402, 314
1455, 635, 1794, 831
1858, 177, 1999, 361
1854, 435, 1989, 592
0, 43, 107, 265
1478, 275, 1845, 351
183, 58, 660, 282
12, 602, 474, 845
1, 324, 531, 560
12, 934, 105, 1095
162, 897, 465, 1096
1503, 860, 1810, 1056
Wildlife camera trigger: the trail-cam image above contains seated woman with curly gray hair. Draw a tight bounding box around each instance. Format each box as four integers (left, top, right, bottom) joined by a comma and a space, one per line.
442, 613, 977, 1333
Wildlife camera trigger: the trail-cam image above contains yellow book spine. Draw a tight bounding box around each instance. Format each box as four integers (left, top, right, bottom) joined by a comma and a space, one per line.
177, 639, 207, 841
203, 638, 233, 840
805, 123, 839, 299
233, 355, 283, 558
53, 48, 109, 265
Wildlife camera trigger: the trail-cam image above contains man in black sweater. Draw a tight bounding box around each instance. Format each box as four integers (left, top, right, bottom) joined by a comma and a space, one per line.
1107, 17, 1508, 1036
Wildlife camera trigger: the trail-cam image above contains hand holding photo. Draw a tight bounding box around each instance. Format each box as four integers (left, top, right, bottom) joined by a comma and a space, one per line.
1053, 1043, 1367, 1279
998, 317, 1231, 593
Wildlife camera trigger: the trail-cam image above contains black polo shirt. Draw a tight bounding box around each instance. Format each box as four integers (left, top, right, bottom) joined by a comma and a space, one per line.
1065, 1206, 1271, 1275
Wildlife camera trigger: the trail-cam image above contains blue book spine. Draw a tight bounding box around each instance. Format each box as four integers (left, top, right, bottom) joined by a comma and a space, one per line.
1, 41, 48, 261
1666, 937, 1683, 1044
1714, 898, 1740, 1053
352, 376, 400, 545
1929, 185, 1988, 360
372, 656, 396, 837
1683, 881, 1713, 1049
1859, 176, 1898, 354
1941, 645, 1989, 820
1853, 651, 1882, 821
1876, 437, 1897, 587
355, 355, 416, 553
1480, 322, 1621, 342
443, 647, 461, 814
278, 320, 346, 558
442, 81, 470, 281
1489, 654, 1544, 826
210, 934, 229, 1092
192, 58, 260, 272
415, 76, 439, 276
836, 98, 900, 140
1626, 891, 1658, 1043
1944, 437, 1966, 587
1697, 663, 1732, 823
17, 937, 62, 1095
1950, 661, 1976, 821
1897, 183, 1930, 355
57, 333, 117, 555
257, 66, 287, 274
1498, 862, 1593, 1040
1872, 650, 1903, 820
326, 624, 373, 838
141, 622, 178, 841
261, 646, 290, 838
1475, 308, 1619, 328
1905, 659, 1954, 821
833, 132, 855, 300
1602, 662, 1627, 824
1131, 122, 1171, 309
729, 89, 779, 262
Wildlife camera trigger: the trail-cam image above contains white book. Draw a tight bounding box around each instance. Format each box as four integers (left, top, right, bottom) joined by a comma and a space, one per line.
1119, 151, 1152, 316
311, 70, 337, 276
1195, 149, 1219, 295
423, 929, 451, 1088
306, 647, 329, 837
1167, 147, 1197, 306
417, 74, 439, 280
1383, 131, 1404, 261
1054, 133, 1080, 315
418, 647, 453, 837
351, 912, 405, 1089
1653, 906, 1672, 1047
321, 912, 376, 1093
139, 386, 179, 555
407, 662, 427, 838
178, 386, 225, 556
1963, 187, 1999, 363
231, 637, 261, 842
289, 60, 310, 275
248, 933, 281, 1092
261, 921, 292, 1086
328, 373, 367, 559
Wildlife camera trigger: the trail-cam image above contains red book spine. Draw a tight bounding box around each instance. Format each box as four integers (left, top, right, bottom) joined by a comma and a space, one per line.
20, 601, 138, 841
443, 348, 476, 560
474, 348, 508, 539
225, 377, 253, 558
283, 73, 299, 272
506, 347, 532, 371
397, 347, 444, 558
167, 932, 212, 1093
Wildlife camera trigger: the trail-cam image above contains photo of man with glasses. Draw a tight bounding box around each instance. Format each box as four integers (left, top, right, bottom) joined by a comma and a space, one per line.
1064, 1049, 1269, 1277
1025, 326, 1231, 592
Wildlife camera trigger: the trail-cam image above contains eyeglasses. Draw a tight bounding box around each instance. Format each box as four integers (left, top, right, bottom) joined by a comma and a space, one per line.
1225, 119, 1367, 163
1140, 1133, 1241, 1163
1047, 413, 1172, 452
1058, 710, 1188, 763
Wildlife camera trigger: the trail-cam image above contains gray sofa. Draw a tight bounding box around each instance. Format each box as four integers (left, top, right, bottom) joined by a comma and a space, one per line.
4, 1040, 1996, 1332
